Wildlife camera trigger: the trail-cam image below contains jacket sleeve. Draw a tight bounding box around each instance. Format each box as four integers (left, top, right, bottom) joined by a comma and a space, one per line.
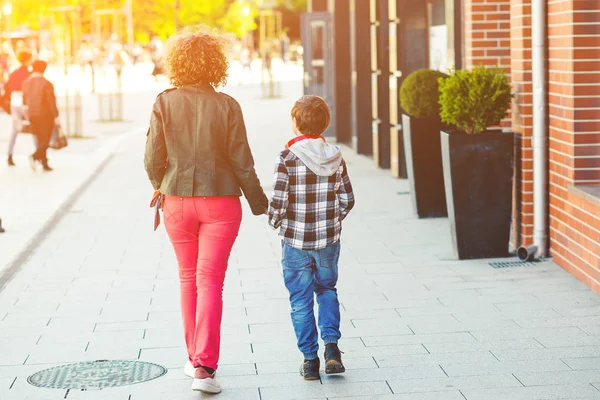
227, 100, 268, 215
267, 154, 289, 229
44, 82, 59, 118
144, 100, 168, 190
337, 159, 355, 221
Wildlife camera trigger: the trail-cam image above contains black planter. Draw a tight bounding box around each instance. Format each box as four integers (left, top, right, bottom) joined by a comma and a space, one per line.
403, 114, 447, 218
441, 130, 514, 260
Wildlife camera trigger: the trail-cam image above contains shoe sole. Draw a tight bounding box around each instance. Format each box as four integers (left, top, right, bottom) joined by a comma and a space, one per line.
191, 379, 221, 394
325, 360, 346, 374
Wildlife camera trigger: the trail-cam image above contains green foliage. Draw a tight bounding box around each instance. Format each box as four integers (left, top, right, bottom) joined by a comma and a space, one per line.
134, 0, 227, 40
218, 2, 258, 39
400, 68, 447, 118
11, 0, 305, 43
438, 66, 513, 135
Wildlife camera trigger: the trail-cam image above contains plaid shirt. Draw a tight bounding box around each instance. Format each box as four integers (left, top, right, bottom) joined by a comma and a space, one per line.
268, 149, 355, 250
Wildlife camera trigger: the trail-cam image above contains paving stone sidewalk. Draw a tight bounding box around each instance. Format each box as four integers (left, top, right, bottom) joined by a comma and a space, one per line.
1, 81, 600, 400
0, 84, 168, 279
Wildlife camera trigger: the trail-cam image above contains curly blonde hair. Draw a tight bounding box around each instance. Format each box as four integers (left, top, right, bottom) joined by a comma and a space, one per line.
164, 25, 229, 88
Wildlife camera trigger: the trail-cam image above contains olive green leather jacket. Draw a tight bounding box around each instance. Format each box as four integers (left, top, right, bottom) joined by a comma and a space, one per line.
144, 84, 268, 215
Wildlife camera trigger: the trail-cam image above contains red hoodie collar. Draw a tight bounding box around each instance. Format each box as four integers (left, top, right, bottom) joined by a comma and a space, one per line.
285, 135, 325, 150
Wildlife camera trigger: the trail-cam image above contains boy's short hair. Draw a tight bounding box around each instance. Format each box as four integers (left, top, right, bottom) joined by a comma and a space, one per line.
291, 95, 330, 136
32, 60, 47, 73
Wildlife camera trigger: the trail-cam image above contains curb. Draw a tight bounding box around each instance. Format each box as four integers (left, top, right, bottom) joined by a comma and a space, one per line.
0, 130, 142, 294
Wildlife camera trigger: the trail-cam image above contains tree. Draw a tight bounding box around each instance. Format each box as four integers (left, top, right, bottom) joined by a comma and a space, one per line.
132, 0, 228, 41
219, 1, 257, 39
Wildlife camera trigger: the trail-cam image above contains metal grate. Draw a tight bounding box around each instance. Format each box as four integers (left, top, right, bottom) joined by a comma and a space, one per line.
27, 360, 167, 390
489, 257, 551, 269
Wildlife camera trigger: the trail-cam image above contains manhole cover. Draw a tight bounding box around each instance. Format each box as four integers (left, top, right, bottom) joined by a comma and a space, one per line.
27, 360, 167, 390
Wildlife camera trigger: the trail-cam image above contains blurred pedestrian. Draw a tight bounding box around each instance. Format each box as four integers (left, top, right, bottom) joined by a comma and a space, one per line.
23, 60, 59, 172
280, 32, 290, 64
149, 35, 164, 78
78, 42, 96, 92
2, 49, 32, 167
240, 46, 252, 84
131, 43, 144, 64
144, 25, 268, 394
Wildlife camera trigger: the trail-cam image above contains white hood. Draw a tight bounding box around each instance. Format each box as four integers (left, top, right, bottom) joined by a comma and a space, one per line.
289, 139, 343, 176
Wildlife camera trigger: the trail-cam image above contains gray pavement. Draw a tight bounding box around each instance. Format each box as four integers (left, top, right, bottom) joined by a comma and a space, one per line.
0, 82, 169, 280
1, 81, 600, 400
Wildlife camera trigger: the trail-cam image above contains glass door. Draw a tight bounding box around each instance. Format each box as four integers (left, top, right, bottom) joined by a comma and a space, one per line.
301, 12, 335, 137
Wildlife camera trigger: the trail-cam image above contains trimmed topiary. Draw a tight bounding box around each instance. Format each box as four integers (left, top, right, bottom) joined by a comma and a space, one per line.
400, 69, 448, 118
438, 66, 513, 135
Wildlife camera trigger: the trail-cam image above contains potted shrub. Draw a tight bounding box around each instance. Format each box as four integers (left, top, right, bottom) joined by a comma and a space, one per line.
438, 66, 514, 260
400, 68, 449, 218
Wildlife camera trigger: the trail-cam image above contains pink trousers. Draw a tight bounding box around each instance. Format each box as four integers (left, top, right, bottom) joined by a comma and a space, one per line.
163, 195, 242, 370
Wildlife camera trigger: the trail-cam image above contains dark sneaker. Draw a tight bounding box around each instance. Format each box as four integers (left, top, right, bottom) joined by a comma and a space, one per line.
324, 344, 345, 374
300, 358, 320, 381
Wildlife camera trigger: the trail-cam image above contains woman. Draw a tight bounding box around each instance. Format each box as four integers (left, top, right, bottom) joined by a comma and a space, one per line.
144, 26, 268, 394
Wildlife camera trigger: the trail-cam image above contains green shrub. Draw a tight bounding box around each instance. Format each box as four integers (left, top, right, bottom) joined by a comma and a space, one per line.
400, 69, 448, 118
438, 66, 513, 134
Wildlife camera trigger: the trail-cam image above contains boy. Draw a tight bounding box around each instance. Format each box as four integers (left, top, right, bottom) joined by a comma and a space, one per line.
268, 95, 355, 380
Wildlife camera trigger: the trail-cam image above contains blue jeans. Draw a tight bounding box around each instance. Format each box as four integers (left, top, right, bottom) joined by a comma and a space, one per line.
281, 241, 341, 360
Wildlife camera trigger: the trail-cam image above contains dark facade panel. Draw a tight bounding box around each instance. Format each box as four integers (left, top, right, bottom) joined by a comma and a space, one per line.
372, 0, 391, 169
350, 0, 373, 156
332, 0, 352, 144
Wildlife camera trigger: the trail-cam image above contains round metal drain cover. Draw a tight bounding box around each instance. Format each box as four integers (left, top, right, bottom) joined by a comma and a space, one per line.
27, 360, 167, 390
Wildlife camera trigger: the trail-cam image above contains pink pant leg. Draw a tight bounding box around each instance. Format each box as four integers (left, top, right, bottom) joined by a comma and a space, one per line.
193, 196, 242, 370
164, 196, 200, 362
164, 196, 241, 371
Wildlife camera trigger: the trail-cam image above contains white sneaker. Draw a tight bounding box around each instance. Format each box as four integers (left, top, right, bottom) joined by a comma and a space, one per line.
191, 367, 222, 394
184, 361, 196, 378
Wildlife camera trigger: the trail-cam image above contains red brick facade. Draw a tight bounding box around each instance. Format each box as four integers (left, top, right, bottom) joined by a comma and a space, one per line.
546, 0, 600, 293
465, 0, 600, 293
464, 0, 511, 69
310, 0, 600, 294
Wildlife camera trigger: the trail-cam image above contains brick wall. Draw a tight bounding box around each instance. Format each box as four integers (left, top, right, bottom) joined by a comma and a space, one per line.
469, 0, 600, 293
463, 0, 511, 69
547, 0, 600, 294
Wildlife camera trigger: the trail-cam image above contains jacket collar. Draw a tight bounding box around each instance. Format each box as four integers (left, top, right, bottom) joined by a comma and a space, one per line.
184, 82, 214, 92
